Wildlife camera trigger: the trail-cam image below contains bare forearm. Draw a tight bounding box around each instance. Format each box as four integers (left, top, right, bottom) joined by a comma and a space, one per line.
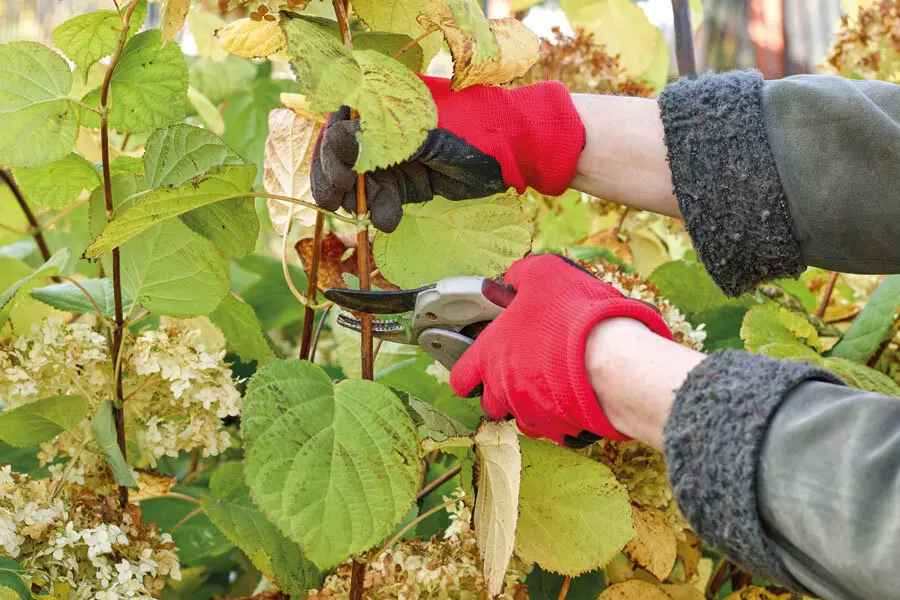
570, 94, 680, 218
583, 318, 704, 449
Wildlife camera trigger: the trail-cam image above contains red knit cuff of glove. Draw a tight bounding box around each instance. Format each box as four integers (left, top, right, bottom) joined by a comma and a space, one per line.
560, 298, 674, 442
421, 76, 586, 196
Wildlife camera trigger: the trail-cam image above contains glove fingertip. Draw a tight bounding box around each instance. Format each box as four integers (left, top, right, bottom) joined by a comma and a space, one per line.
450, 349, 483, 400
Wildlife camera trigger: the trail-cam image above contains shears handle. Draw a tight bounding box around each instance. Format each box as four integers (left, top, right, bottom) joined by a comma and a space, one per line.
419, 278, 515, 370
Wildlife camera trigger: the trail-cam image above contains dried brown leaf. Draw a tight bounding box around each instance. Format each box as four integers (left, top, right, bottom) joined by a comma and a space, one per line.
130, 470, 176, 502
161, 0, 191, 45
295, 233, 399, 293
623, 505, 677, 581
581, 227, 633, 264
599, 579, 674, 600
675, 530, 702, 582
472, 420, 521, 598
418, 2, 539, 90
263, 108, 322, 234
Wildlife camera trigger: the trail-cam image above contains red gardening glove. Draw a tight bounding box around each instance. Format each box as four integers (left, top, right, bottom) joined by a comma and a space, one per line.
450, 255, 673, 447
311, 76, 585, 232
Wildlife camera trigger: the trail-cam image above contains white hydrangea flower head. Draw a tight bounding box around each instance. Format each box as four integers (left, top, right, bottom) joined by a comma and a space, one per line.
0, 318, 242, 468
0, 470, 180, 599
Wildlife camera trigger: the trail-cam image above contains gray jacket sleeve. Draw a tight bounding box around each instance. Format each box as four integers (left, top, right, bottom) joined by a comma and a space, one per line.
658, 71, 900, 296
657, 71, 900, 600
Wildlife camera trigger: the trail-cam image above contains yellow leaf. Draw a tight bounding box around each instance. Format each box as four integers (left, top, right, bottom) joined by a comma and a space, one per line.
662, 583, 705, 600
418, 1, 539, 90
599, 579, 674, 599
623, 505, 677, 581
161, 0, 191, 45
263, 108, 321, 234
217, 17, 286, 59
188, 9, 228, 60
472, 420, 521, 597
131, 470, 176, 501
560, 0, 661, 77
280, 93, 325, 123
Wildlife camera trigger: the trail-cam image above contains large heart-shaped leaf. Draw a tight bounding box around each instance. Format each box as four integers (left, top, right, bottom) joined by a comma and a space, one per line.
242, 360, 420, 569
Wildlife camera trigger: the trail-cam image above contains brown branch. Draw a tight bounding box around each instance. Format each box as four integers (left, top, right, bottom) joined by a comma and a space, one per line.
300, 213, 326, 360
349, 559, 366, 600
100, 0, 140, 509
417, 464, 462, 501
333, 3, 373, 594
557, 576, 572, 600
816, 271, 840, 319
1, 169, 56, 267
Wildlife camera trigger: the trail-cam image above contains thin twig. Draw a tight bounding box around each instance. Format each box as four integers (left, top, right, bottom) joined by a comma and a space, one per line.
165, 492, 202, 505
58, 275, 108, 321
416, 464, 462, 501
255, 192, 364, 225
309, 303, 333, 363
42, 198, 90, 230
300, 213, 326, 360
0, 222, 29, 236
816, 271, 840, 319
613, 207, 630, 236
2, 169, 55, 266
374, 498, 458, 558
169, 507, 202, 533
120, 132, 132, 152
392, 25, 439, 59
557, 576, 572, 600
100, 0, 140, 509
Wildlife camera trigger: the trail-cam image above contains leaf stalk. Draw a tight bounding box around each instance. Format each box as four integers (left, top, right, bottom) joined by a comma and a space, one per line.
1, 169, 56, 267
299, 213, 326, 360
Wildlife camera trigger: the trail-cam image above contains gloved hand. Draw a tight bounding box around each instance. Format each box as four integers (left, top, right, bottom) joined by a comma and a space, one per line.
450, 254, 673, 447
310, 76, 585, 232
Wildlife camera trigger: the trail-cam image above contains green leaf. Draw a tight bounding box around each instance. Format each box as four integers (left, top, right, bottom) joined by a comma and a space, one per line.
223, 78, 298, 185
31, 278, 132, 316
352, 0, 443, 71
354, 32, 426, 72
534, 190, 592, 251
242, 360, 420, 569
374, 191, 532, 288
691, 306, 748, 351
0, 396, 89, 447
0, 441, 49, 478
90, 399, 138, 488
231, 254, 309, 330
81, 30, 188, 133
51, 1, 148, 83
403, 394, 473, 441
525, 567, 605, 600
89, 174, 230, 317
11, 153, 99, 210
830, 275, 900, 363
209, 293, 278, 365
515, 437, 634, 576
85, 164, 256, 259
560, 0, 662, 77
202, 462, 323, 595
189, 55, 258, 105
649, 259, 749, 316
144, 124, 259, 258
0, 558, 29, 600
281, 14, 437, 171
141, 486, 235, 564
0, 42, 80, 168
0, 248, 69, 327
823, 357, 900, 395
188, 86, 225, 136
110, 155, 145, 177
431, 0, 500, 62
741, 304, 821, 353
0, 259, 60, 336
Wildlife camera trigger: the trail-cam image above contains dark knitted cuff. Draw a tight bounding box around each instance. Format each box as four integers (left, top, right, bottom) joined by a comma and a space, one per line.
663, 350, 844, 590
658, 71, 805, 297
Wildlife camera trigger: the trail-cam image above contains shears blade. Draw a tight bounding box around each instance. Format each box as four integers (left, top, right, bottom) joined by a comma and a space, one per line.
335, 314, 411, 344
323, 284, 434, 314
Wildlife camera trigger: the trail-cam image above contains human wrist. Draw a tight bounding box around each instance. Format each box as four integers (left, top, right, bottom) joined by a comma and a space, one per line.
584, 317, 705, 449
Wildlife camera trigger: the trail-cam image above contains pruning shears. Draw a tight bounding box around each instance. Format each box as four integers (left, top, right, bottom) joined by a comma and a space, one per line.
324, 276, 517, 370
